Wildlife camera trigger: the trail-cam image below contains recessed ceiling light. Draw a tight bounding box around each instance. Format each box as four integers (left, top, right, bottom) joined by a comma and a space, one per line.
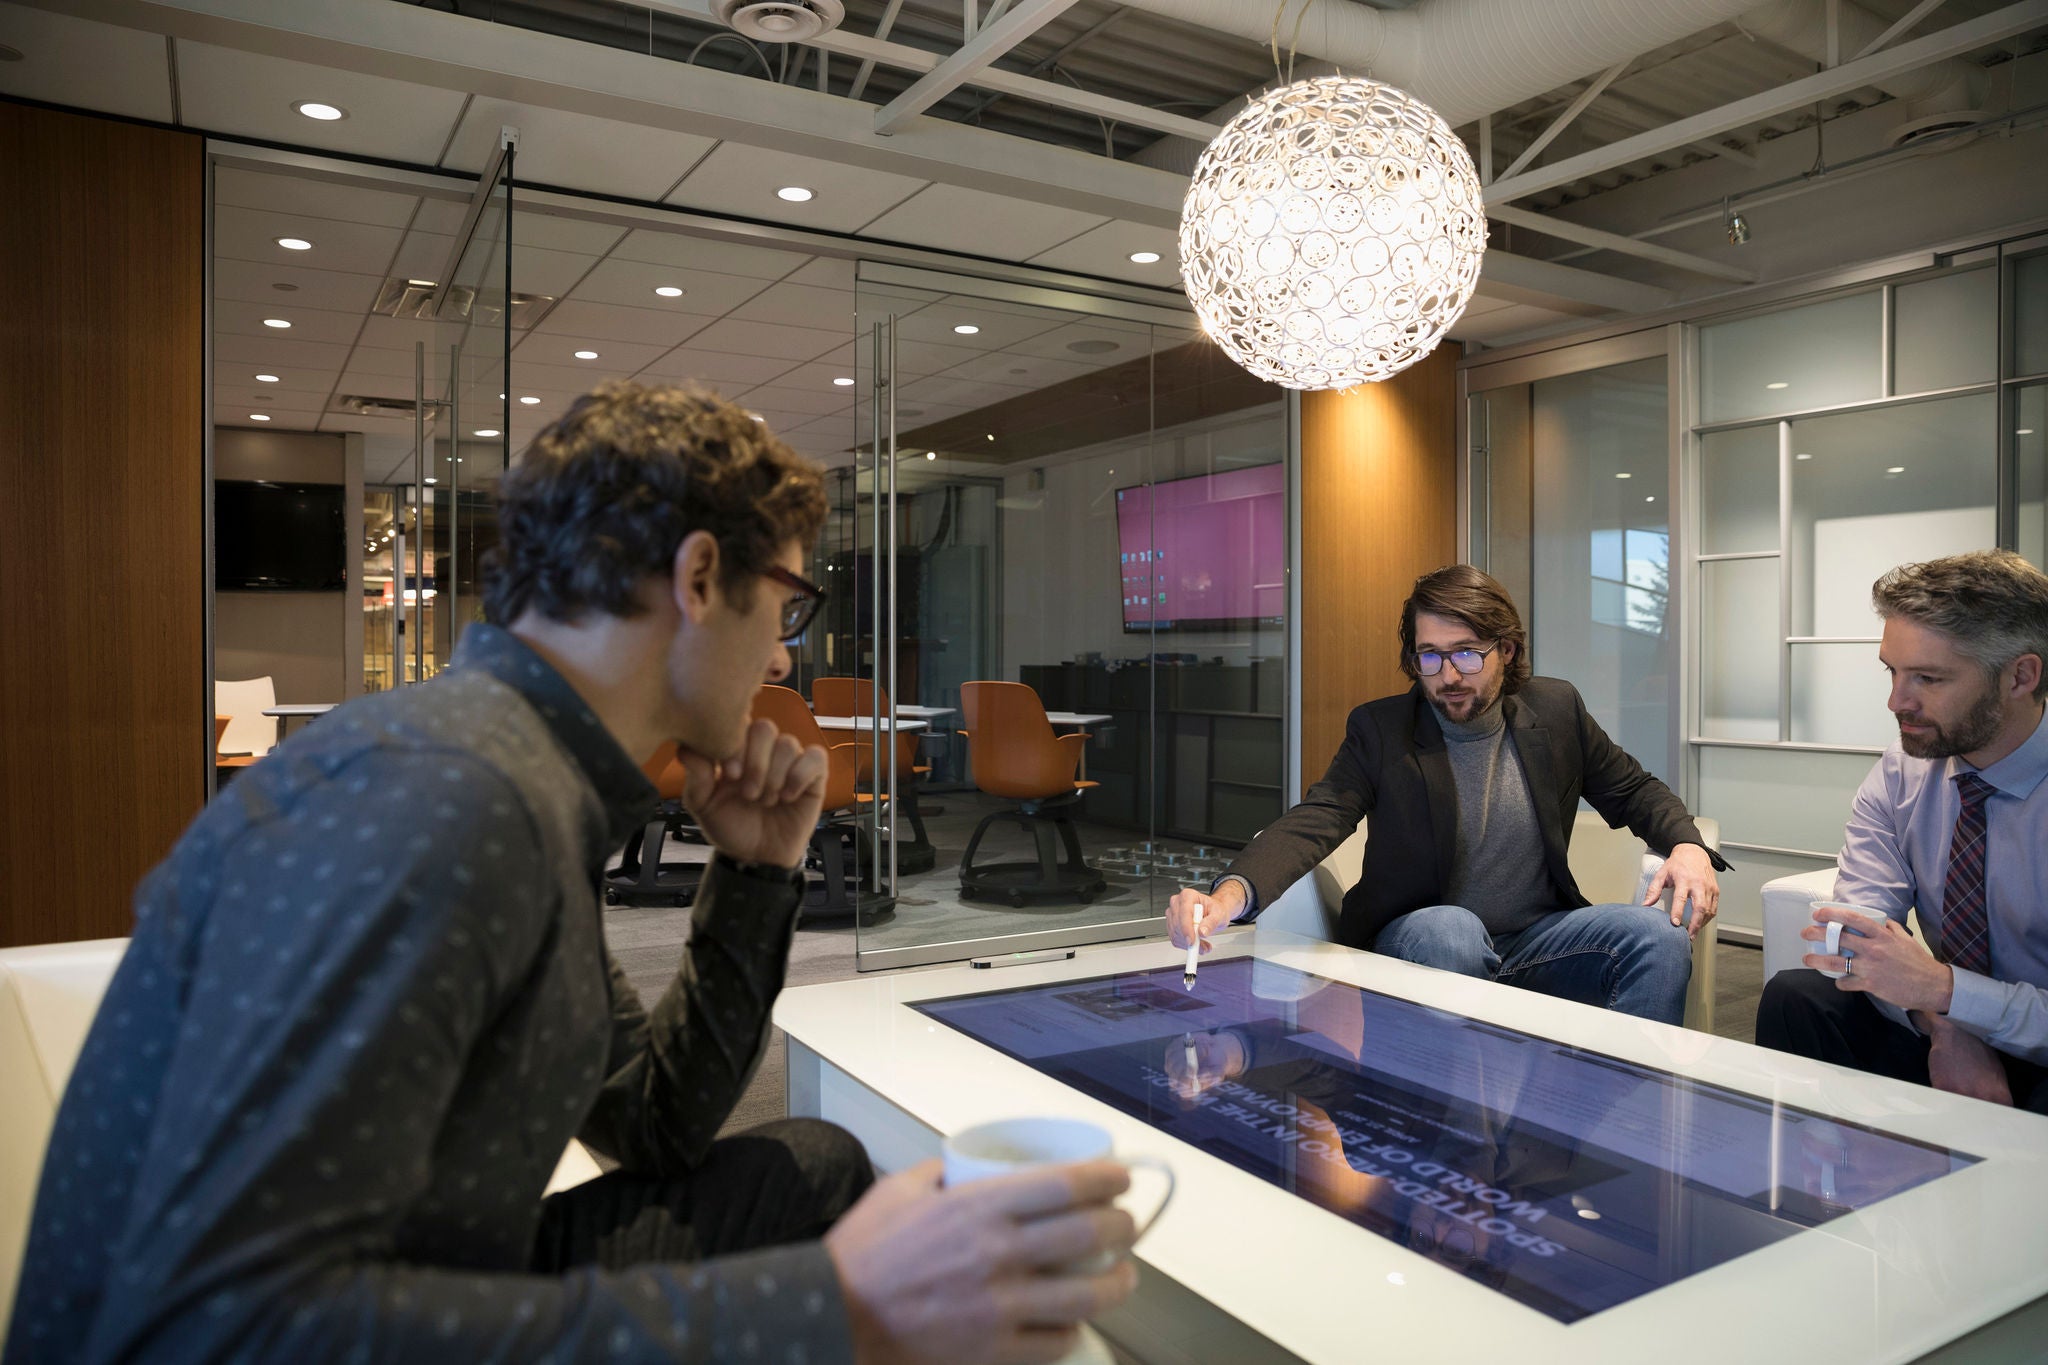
953, 324, 980, 335
275, 237, 313, 252
1576, 1208, 1602, 1221
262, 318, 291, 329
407, 278, 437, 289
293, 101, 347, 121
925, 451, 936, 461
1614, 472, 1631, 479
776, 186, 814, 202
986, 433, 995, 441
1795, 451, 1813, 460
1645, 495, 1656, 503
1887, 465, 1906, 474
255, 373, 280, 383
249, 414, 270, 422
1766, 381, 1789, 390
1128, 251, 1161, 264
473, 428, 500, 438
574, 349, 599, 360
748, 412, 765, 422
519, 395, 541, 405
424, 477, 438, 485
2019, 428, 2037, 436
832, 376, 854, 387
653, 285, 685, 298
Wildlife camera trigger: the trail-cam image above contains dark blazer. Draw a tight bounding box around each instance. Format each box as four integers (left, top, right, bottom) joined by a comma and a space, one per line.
1232, 676, 1724, 950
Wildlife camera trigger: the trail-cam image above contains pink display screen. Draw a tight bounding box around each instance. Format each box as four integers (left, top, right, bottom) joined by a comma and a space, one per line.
1116, 464, 1284, 633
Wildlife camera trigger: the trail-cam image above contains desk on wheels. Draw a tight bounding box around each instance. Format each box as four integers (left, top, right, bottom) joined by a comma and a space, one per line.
776, 928, 2048, 1365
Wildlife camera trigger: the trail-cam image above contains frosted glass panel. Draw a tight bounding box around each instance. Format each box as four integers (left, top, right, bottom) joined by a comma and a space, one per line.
1788, 393, 1996, 637
1697, 746, 1876, 855
1700, 425, 1778, 554
1790, 643, 1892, 747
1700, 557, 1778, 740
1531, 359, 1672, 783
1893, 267, 1995, 394
1700, 291, 1881, 423
2021, 385, 2046, 571
2016, 250, 2048, 379
1710, 846, 1836, 935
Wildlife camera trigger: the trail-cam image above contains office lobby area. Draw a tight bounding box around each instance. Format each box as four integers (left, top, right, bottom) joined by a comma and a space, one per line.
6, 0, 2048, 1360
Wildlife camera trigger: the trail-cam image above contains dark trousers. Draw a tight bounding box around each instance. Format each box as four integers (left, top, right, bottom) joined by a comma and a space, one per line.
1756, 969, 2048, 1115
530, 1118, 875, 1270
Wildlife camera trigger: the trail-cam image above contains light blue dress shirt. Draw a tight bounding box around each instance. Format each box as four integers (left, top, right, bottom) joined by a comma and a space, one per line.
1834, 703, 2048, 1065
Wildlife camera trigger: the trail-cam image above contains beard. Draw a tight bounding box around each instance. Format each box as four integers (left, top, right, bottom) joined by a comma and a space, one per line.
1897, 680, 2005, 759
1427, 668, 1505, 725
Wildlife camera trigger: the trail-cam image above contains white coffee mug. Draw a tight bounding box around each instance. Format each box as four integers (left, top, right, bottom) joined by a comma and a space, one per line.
1810, 901, 1893, 979
942, 1116, 1176, 1269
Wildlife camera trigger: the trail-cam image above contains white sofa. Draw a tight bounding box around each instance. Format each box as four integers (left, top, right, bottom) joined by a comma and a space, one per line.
0, 938, 602, 1336
1256, 812, 1722, 1031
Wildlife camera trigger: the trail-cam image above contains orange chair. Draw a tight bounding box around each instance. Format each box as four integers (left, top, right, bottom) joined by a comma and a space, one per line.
956, 681, 1105, 904
812, 676, 934, 872
753, 685, 879, 916
603, 742, 707, 908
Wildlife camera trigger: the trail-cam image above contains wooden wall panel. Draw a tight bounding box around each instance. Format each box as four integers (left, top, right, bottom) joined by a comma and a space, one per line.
0, 102, 205, 946
1298, 346, 1460, 795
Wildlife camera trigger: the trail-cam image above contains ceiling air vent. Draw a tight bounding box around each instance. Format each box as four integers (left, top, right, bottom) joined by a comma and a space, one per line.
714, 0, 843, 43
334, 395, 445, 421
372, 277, 557, 329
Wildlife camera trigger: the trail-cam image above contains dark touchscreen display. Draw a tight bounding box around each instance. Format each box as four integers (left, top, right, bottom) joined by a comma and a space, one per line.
913, 958, 1977, 1323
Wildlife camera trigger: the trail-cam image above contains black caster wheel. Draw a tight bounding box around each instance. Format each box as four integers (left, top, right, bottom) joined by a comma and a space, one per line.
603, 889, 620, 906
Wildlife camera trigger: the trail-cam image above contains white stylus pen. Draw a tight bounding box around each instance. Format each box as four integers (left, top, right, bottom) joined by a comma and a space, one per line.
1183, 1031, 1201, 1095
1183, 937, 1199, 990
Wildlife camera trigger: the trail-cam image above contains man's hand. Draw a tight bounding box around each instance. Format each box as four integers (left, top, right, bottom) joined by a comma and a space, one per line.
1166, 882, 1244, 954
1922, 1014, 2014, 1106
1642, 843, 1719, 938
680, 718, 827, 869
824, 1158, 1139, 1365
1801, 908, 1954, 1015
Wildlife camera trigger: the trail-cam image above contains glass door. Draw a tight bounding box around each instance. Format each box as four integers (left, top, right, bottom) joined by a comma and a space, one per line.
844, 264, 1288, 970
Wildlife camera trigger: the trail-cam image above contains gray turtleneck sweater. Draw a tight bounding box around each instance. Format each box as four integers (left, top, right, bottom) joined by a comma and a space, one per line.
1439, 703, 1559, 936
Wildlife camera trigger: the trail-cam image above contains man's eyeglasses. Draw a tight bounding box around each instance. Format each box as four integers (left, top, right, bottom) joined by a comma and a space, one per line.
1412, 641, 1501, 677
760, 565, 825, 642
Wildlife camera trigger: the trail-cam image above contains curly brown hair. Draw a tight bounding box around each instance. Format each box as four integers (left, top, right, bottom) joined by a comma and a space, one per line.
1397, 564, 1533, 694
483, 381, 827, 625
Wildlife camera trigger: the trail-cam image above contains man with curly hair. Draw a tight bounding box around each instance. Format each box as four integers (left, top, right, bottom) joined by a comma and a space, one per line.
7, 382, 1137, 1365
1166, 564, 1723, 1026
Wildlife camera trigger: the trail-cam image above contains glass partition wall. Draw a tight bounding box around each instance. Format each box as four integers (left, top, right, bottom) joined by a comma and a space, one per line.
842, 264, 1288, 969
1467, 232, 2048, 938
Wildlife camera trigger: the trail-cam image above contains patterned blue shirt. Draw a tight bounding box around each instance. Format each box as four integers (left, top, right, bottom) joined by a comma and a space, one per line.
4, 625, 851, 1364
1835, 703, 2048, 1064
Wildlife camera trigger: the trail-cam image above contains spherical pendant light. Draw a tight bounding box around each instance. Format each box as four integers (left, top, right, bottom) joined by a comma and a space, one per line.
1179, 75, 1487, 390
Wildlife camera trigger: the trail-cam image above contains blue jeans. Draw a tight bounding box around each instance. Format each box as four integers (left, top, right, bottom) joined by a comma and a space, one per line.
1373, 903, 1693, 1026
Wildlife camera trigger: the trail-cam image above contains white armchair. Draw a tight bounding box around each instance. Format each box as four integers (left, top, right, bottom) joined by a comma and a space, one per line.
0, 939, 601, 1337
1760, 866, 1923, 981
1252, 813, 1721, 1031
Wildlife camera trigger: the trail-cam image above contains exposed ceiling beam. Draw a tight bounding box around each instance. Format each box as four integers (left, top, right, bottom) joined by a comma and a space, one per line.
1479, 251, 1672, 316
1855, 0, 1952, 58
1487, 203, 1756, 283
1483, 0, 2048, 205
1597, 90, 1760, 169
1495, 61, 1628, 183
846, 0, 908, 101
874, 0, 1085, 135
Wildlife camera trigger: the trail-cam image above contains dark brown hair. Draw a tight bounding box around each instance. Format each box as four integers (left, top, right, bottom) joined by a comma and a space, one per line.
1872, 549, 2048, 700
483, 381, 827, 625
1398, 564, 1532, 694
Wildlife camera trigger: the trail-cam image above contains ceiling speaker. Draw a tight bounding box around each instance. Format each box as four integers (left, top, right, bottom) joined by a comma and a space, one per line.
713, 0, 844, 43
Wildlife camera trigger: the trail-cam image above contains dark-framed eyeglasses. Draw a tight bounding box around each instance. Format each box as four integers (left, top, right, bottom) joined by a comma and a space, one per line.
1412, 641, 1501, 677
760, 565, 825, 641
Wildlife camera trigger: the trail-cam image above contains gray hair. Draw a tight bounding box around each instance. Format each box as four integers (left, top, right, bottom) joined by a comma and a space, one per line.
1872, 550, 2048, 700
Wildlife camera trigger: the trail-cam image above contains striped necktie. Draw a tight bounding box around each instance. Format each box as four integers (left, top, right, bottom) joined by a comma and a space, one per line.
1938, 771, 1995, 975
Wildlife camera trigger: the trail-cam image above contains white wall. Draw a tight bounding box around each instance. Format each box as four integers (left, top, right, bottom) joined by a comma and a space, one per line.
997, 403, 1286, 680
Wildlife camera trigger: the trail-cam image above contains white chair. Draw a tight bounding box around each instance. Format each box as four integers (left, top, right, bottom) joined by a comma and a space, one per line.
0, 939, 600, 1337
1253, 813, 1722, 1031
214, 675, 280, 759
1760, 866, 1924, 981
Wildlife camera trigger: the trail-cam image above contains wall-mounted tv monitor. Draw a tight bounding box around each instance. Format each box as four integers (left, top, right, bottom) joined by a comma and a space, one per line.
1115, 464, 1283, 633
215, 480, 347, 592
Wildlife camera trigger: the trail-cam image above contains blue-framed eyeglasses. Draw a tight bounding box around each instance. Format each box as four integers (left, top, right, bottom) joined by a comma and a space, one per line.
1412, 641, 1501, 677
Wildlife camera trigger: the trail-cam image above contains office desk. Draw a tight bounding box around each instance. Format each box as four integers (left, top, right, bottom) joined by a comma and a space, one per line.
777, 928, 2048, 1365
261, 702, 338, 743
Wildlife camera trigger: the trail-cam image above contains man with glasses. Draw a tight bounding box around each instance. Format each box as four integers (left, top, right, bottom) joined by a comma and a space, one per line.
10, 382, 1137, 1365
1166, 564, 1724, 1025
